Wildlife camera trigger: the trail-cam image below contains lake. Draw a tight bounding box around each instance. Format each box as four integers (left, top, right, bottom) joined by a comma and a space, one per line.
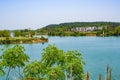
0, 36, 120, 80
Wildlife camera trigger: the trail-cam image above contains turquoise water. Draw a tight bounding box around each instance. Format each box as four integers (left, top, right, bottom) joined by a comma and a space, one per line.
0, 36, 120, 80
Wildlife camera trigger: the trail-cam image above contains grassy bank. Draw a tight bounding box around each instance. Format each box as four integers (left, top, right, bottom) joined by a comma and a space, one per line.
0, 37, 48, 44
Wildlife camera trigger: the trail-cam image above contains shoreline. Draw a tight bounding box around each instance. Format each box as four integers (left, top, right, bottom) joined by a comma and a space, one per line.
0, 37, 48, 44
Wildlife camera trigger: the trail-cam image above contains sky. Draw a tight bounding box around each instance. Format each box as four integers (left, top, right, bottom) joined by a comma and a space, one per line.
0, 0, 120, 30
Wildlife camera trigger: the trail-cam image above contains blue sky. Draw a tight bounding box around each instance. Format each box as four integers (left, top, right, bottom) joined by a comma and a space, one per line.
0, 0, 120, 30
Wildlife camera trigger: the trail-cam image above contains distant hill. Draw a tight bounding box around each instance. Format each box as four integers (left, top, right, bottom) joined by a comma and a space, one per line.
36, 22, 120, 36
45, 22, 120, 28
39, 22, 120, 31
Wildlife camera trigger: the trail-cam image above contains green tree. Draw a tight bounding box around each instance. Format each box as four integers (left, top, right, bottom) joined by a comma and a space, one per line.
65, 50, 85, 80
14, 30, 21, 37
41, 45, 65, 67
29, 30, 35, 38
23, 61, 46, 80
22, 45, 84, 80
114, 26, 120, 36
41, 45, 85, 80
0, 30, 10, 37
23, 45, 65, 80
0, 45, 29, 80
47, 66, 65, 80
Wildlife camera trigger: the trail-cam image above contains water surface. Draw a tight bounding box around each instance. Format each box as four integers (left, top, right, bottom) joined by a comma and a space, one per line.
0, 36, 120, 80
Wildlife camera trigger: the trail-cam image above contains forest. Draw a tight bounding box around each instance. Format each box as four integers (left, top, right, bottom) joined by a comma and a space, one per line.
37, 22, 120, 36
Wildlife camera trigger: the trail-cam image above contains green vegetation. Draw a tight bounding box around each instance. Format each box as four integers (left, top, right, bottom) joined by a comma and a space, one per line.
23, 61, 46, 80
114, 26, 120, 36
36, 22, 120, 36
1, 22, 120, 37
0, 64, 5, 77
0, 45, 119, 80
0, 44, 84, 80
0, 45, 29, 80
23, 45, 85, 80
0, 37, 48, 44
0, 30, 10, 37
13, 29, 35, 37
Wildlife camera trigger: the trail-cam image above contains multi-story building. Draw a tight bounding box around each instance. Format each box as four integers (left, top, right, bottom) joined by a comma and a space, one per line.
71, 26, 103, 32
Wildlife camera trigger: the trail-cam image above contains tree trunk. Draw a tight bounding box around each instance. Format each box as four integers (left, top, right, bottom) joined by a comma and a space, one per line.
18, 68, 23, 80
65, 72, 68, 80
6, 67, 11, 80
70, 64, 73, 80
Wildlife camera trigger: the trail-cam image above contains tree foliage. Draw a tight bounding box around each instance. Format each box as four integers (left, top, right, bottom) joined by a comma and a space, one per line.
14, 30, 21, 37
0, 63, 5, 77
0, 45, 29, 80
65, 50, 85, 80
23, 61, 46, 80
0, 30, 10, 37
47, 66, 65, 80
23, 44, 85, 80
1, 45, 29, 68
41, 45, 65, 67
114, 26, 120, 36
13, 29, 35, 37
0, 44, 84, 80
41, 45, 85, 80
36, 22, 120, 36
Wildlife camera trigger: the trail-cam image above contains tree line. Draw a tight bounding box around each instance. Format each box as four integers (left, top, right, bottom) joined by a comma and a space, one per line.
13, 29, 35, 37
0, 22, 120, 37
37, 22, 120, 36
0, 30, 10, 37
0, 29, 35, 38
